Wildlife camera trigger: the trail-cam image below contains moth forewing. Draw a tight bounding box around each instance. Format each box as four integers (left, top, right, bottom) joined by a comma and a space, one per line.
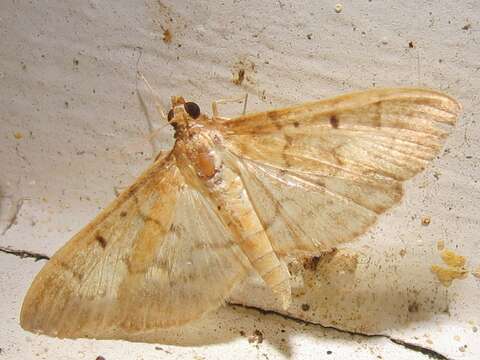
222, 88, 460, 257
20, 88, 460, 340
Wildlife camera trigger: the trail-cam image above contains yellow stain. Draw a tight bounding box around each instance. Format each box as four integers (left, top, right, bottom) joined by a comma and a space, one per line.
440, 249, 466, 268
431, 265, 467, 287
431, 248, 468, 286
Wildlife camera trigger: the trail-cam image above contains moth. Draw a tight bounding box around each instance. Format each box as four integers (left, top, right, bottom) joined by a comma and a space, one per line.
20, 87, 461, 339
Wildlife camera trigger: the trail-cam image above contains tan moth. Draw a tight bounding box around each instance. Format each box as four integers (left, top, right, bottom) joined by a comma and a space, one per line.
20, 87, 461, 339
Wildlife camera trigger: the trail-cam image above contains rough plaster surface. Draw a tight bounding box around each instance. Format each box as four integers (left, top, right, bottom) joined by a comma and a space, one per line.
1, 0, 479, 359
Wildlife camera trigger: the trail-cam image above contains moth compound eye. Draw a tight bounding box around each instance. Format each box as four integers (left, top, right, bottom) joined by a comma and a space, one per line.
167, 109, 174, 122
184, 102, 200, 119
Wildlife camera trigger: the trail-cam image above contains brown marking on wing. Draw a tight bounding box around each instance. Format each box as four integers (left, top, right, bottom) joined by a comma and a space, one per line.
95, 234, 107, 249
372, 101, 382, 128
329, 115, 339, 128
267, 110, 283, 130
52, 258, 84, 281
303, 255, 321, 271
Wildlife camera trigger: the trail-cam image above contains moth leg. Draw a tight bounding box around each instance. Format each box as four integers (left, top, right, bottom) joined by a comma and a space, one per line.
153, 149, 170, 162
212, 93, 248, 120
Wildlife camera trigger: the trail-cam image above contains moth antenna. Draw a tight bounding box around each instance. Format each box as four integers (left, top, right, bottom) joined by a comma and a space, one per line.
137, 71, 167, 121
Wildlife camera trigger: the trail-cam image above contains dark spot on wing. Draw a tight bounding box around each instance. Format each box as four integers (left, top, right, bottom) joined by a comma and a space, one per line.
371, 101, 382, 127
329, 115, 339, 128
267, 110, 283, 130
293, 121, 300, 128
303, 255, 321, 270
120, 211, 127, 217
95, 234, 107, 248
284, 134, 294, 145
56, 259, 84, 280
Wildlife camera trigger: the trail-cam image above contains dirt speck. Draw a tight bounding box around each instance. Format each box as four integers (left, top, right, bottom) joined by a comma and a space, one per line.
301, 303, 310, 311
408, 41, 415, 48
155, 347, 172, 354
232, 59, 256, 86
162, 28, 172, 43
408, 301, 419, 313
334, 4, 343, 13
248, 329, 264, 344
472, 267, 480, 279
399, 249, 406, 257
96, 356, 106, 360
462, 24, 471, 30
14, 132, 23, 140
233, 69, 245, 85
421, 216, 431, 226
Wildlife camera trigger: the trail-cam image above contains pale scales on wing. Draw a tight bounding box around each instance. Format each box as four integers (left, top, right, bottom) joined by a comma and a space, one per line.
20, 87, 461, 339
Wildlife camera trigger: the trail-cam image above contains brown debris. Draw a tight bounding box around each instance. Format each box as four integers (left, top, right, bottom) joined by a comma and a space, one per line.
408, 301, 419, 313
233, 69, 245, 85
248, 329, 264, 344
231, 59, 256, 86
162, 28, 172, 43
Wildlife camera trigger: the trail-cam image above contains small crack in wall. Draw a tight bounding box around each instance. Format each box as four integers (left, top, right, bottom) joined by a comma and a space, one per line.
0, 246, 50, 261
228, 302, 452, 360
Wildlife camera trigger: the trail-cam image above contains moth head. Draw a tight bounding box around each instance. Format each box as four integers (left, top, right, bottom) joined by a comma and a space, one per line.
168, 96, 201, 127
